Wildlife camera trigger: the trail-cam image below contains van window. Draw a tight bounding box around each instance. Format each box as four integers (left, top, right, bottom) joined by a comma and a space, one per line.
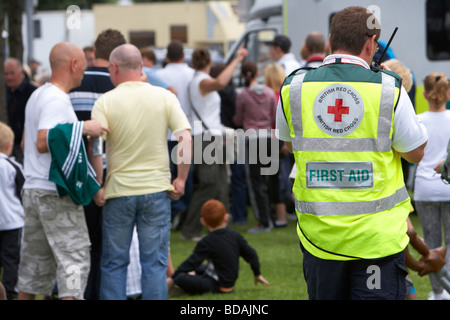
231, 29, 277, 87
426, 0, 450, 60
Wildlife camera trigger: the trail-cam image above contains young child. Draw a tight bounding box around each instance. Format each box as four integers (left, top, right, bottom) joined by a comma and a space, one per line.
0, 122, 25, 300
413, 72, 450, 300
168, 199, 269, 295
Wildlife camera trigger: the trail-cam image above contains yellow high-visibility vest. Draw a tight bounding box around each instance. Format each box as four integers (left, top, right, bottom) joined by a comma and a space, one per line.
280, 61, 410, 261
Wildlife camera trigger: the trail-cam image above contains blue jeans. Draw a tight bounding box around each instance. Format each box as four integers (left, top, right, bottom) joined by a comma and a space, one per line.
230, 163, 247, 224
100, 191, 171, 300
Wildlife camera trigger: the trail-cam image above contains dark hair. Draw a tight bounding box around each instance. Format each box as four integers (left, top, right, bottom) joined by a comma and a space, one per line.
94, 29, 126, 61
167, 40, 184, 62
191, 48, 210, 70
201, 199, 226, 228
271, 35, 291, 53
241, 61, 257, 87
329, 6, 380, 55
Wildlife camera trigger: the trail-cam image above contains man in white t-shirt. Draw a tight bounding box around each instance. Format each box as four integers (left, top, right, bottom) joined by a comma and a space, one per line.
17, 42, 107, 300
157, 40, 195, 127
157, 40, 196, 223
269, 35, 301, 75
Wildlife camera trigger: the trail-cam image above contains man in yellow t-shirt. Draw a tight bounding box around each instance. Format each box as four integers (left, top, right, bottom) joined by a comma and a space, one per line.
91, 43, 191, 300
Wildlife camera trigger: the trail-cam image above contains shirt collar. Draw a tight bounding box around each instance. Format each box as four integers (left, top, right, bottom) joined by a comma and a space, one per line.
323, 54, 370, 69
278, 53, 296, 63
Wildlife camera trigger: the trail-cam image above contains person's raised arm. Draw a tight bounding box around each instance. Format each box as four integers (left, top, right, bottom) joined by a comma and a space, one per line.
199, 45, 248, 95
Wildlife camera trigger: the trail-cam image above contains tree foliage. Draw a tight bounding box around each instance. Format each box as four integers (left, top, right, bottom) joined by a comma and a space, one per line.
0, 0, 25, 123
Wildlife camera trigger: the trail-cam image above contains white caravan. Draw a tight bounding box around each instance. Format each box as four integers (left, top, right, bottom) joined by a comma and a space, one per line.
227, 0, 450, 113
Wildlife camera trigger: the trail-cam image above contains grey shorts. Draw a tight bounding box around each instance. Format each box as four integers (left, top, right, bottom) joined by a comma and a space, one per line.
17, 189, 91, 299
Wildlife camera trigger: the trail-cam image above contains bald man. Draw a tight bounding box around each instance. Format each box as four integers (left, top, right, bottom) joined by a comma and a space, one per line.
17, 42, 107, 300
300, 31, 327, 68
91, 44, 191, 300
4, 58, 37, 164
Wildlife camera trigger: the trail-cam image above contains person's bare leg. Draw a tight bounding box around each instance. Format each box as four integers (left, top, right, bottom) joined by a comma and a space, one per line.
17, 291, 36, 300
276, 203, 287, 225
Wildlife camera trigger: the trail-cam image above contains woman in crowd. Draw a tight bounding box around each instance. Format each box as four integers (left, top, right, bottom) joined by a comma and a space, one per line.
233, 61, 278, 233
180, 46, 248, 241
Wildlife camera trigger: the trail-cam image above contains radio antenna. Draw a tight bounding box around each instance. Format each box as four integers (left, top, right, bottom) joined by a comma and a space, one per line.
371, 27, 398, 71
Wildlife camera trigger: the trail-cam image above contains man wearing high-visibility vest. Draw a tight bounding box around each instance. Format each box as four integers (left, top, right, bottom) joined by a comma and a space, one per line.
276, 6, 428, 299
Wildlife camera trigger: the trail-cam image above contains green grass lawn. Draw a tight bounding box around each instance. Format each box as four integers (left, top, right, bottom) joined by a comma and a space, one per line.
169, 210, 432, 300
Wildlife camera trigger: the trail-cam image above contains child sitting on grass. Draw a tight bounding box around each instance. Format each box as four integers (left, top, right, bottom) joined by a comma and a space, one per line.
167, 199, 269, 295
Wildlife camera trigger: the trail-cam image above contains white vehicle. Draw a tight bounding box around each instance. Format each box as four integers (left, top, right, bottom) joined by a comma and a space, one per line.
227, 0, 450, 113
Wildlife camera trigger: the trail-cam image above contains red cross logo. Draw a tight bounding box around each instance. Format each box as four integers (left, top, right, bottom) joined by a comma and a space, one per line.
328, 99, 349, 122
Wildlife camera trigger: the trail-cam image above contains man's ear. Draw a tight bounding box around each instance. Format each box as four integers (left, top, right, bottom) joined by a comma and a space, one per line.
70, 58, 77, 73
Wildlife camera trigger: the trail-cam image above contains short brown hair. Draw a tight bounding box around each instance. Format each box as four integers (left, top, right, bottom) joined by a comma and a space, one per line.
94, 29, 126, 61
140, 47, 156, 64
330, 6, 380, 55
191, 48, 210, 70
201, 199, 226, 228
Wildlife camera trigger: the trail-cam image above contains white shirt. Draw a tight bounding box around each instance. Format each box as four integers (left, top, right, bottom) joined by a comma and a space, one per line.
414, 110, 450, 201
276, 54, 428, 154
23, 83, 78, 191
278, 53, 301, 75
0, 153, 24, 231
157, 63, 195, 128
188, 71, 222, 136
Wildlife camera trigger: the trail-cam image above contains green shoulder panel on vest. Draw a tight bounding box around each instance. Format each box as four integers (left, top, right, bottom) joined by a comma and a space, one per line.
302, 64, 401, 88
282, 67, 313, 86
380, 69, 402, 87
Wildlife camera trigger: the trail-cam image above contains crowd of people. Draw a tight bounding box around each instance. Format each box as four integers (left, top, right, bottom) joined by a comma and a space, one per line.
1, 5, 450, 301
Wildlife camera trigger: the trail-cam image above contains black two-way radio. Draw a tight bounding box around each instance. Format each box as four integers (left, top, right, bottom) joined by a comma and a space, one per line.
370, 27, 399, 71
